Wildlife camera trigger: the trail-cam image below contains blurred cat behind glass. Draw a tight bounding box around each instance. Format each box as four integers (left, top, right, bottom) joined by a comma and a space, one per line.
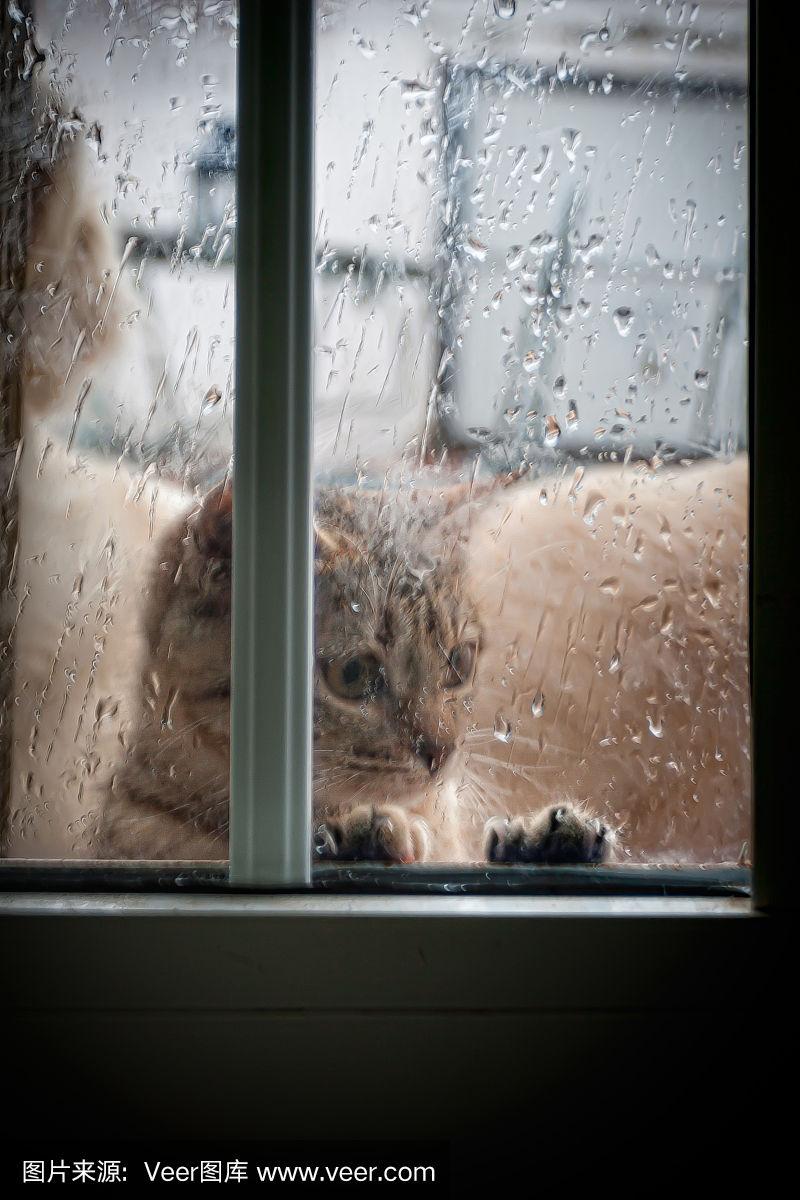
8, 436, 748, 864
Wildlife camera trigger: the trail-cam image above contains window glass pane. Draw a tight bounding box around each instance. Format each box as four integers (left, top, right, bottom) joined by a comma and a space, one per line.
312, 0, 749, 868
2, 0, 749, 879
2, 1, 236, 862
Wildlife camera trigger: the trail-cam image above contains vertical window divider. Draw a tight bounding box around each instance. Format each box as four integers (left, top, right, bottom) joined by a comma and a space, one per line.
229, 0, 315, 886
750, 0, 791, 912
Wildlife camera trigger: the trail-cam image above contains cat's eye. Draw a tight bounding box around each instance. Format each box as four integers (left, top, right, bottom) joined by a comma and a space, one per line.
321, 653, 385, 701
443, 642, 478, 690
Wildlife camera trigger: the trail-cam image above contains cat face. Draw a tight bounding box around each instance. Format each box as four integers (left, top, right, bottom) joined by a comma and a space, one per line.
139, 481, 480, 824
313, 491, 480, 813
136, 477, 482, 825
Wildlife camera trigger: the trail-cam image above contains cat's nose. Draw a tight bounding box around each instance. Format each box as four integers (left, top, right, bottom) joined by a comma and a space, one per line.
415, 737, 450, 775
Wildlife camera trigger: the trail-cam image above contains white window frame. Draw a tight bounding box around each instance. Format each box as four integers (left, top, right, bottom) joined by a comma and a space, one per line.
228, 0, 314, 886
0, 0, 787, 917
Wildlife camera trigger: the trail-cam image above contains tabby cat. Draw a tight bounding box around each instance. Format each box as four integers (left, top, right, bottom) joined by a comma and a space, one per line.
10, 428, 747, 864
93, 473, 616, 863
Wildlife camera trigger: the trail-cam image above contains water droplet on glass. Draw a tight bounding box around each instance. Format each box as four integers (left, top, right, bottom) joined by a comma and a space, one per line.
493, 714, 513, 743
583, 493, 606, 526
531, 692, 545, 718
401, 79, 437, 103
544, 414, 561, 447
529, 231, 558, 257
531, 145, 552, 181
560, 128, 581, 166
613, 307, 634, 337
694, 368, 710, 389
647, 714, 664, 739
703, 579, 722, 608
506, 245, 525, 270
463, 236, 488, 262
633, 594, 659, 612
493, 0, 516, 19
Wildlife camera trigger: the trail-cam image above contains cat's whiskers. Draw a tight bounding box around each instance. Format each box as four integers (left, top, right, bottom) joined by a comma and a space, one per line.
460, 765, 526, 801
149, 714, 218, 760
162, 787, 227, 822
465, 751, 566, 774
205, 820, 229, 847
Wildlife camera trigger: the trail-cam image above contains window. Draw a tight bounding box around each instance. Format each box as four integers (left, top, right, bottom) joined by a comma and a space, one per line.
1, 0, 755, 897
1, 4, 787, 1171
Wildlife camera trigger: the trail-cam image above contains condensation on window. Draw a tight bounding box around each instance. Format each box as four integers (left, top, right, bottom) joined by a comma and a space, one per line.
312, 0, 749, 867
2, 1, 237, 861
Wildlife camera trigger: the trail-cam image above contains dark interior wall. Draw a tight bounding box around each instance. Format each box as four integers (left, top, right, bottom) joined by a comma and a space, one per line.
0, 903, 787, 1184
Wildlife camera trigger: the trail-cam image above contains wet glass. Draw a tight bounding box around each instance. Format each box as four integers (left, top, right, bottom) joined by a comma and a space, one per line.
1, 0, 237, 861
1, 0, 749, 876
312, 0, 749, 868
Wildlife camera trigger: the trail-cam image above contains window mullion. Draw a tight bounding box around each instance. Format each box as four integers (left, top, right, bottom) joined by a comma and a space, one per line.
229, 0, 315, 886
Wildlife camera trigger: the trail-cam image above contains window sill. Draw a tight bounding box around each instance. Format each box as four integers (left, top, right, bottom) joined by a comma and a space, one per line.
0, 859, 750, 898
0, 891, 752, 917
1, 886, 771, 1018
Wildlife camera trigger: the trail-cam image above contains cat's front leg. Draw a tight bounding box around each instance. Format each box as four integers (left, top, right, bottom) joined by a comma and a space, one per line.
315, 804, 430, 865
485, 805, 615, 865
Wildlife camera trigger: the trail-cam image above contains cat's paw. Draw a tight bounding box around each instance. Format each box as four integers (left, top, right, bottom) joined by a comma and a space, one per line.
485, 805, 614, 865
314, 804, 430, 865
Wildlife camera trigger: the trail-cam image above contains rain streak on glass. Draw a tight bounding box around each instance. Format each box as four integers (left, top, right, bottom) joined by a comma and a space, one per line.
312, 0, 749, 868
3, 2, 237, 861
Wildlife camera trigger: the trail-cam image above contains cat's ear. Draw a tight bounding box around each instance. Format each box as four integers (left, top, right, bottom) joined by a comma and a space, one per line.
192, 478, 232, 558
314, 521, 356, 573
313, 492, 361, 573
